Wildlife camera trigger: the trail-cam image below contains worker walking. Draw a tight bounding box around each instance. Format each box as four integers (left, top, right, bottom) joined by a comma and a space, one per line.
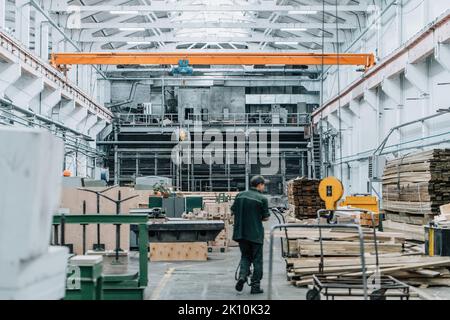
231, 175, 270, 294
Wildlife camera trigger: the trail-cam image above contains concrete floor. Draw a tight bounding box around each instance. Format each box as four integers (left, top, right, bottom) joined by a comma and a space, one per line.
120, 218, 450, 300
142, 230, 306, 300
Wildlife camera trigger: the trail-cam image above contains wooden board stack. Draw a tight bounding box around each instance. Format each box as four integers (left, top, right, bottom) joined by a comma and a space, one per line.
205, 202, 233, 252
287, 177, 325, 219
382, 149, 450, 225
277, 224, 450, 288
279, 228, 410, 258
182, 199, 235, 252
434, 203, 450, 227
286, 255, 450, 288
179, 191, 239, 207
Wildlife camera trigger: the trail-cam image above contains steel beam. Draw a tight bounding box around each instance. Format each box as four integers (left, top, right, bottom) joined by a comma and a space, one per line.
62, 5, 374, 13
51, 52, 375, 69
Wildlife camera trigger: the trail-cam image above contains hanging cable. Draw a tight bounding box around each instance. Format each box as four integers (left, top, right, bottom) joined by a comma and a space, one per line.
318, 0, 326, 179
335, 0, 344, 182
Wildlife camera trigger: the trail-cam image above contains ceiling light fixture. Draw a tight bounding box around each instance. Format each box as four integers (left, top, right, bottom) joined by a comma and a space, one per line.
280, 28, 307, 31
110, 10, 139, 15
127, 41, 149, 45
288, 10, 318, 15
274, 41, 299, 45
119, 27, 145, 31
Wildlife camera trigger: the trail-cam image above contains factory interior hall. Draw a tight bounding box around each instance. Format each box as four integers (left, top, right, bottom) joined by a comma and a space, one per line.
2, 0, 450, 304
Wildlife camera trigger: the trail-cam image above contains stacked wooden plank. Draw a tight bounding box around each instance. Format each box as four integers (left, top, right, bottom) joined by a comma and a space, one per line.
382, 149, 450, 225
287, 177, 325, 219
434, 203, 450, 227
179, 191, 239, 207
182, 202, 234, 252
279, 228, 409, 258
205, 202, 234, 252
286, 255, 450, 288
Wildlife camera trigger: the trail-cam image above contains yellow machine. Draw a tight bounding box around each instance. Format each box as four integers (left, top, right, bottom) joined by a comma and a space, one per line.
319, 176, 380, 227
340, 194, 380, 227
340, 194, 379, 213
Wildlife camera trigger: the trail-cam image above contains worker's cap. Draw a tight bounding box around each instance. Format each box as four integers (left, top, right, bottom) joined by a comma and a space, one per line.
250, 175, 266, 187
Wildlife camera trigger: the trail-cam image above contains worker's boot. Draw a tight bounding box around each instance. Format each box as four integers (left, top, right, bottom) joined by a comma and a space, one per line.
235, 278, 246, 292
250, 283, 264, 294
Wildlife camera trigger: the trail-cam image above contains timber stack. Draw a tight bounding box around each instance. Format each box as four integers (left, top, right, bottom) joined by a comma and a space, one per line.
287, 177, 325, 219
382, 149, 450, 225
182, 201, 235, 252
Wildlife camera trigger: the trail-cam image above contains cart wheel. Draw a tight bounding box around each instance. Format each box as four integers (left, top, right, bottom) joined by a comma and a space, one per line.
306, 288, 321, 300
370, 289, 387, 300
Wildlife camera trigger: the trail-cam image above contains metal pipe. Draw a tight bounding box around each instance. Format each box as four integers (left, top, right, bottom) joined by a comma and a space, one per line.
98, 140, 308, 145
0, 97, 94, 141
373, 109, 450, 156
108, 82, 149, 109
329, 128, 450, 165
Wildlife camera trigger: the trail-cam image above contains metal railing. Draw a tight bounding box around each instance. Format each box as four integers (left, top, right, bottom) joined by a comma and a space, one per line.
117, 112, 310, 128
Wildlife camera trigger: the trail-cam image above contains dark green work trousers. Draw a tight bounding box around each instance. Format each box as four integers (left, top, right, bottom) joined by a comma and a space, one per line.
238, 239, 263, 288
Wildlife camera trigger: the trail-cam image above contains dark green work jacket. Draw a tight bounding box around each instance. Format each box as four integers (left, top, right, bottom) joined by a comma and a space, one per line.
231, 188, 270, 244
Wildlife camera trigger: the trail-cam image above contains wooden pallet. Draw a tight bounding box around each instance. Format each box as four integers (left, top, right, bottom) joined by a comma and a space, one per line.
149, 242, 208, 261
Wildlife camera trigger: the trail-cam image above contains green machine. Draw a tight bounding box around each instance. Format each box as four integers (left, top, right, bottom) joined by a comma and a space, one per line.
65, 255, 104, 300
149, 196, 163, 208
185, 196, 203, 213
52, 214, 149, 300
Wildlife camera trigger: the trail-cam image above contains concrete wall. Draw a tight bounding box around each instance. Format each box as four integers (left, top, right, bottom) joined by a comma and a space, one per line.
318, 0, 450, 198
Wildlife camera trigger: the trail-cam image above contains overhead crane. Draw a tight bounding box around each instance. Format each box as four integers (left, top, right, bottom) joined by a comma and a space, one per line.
50, 52, 375, 71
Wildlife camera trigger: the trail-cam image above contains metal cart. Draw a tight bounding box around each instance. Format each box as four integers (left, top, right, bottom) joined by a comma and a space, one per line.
268, 209, 411, 300
310, 209, 410, 300
311, 275, 410, 300
268, 222, 368, 299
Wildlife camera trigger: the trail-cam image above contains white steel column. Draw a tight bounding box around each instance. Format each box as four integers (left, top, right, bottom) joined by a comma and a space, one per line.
35, 13, 49, 59
15, 0, 31, 47
0, 0, 5, 30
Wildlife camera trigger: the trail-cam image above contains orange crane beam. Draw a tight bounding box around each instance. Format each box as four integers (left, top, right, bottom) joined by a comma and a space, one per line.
50, 52, 375, 70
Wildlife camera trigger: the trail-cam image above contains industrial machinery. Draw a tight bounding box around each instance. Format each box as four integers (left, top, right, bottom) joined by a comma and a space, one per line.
131, 195, 223, 246
318, 176, 344, 210
52, 214, 149, 300
170, 59, 194, 76
147, 219, 224, 243
425, 224, 450, 257
319, 176, 381, 228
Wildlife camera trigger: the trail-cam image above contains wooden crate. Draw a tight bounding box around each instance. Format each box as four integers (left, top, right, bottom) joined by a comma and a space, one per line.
149, 242, 208, 261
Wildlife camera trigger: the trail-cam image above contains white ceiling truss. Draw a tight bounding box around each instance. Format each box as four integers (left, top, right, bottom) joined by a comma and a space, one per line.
36, 0, 376, 52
